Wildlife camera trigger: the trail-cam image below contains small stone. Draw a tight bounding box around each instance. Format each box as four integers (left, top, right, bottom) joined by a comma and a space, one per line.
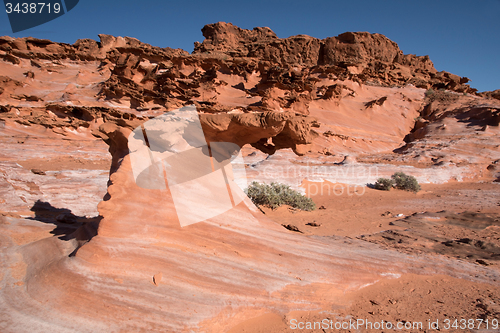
282, 224, 303, 233
476, 259, 489, 266
153, 273, 162, 286
31, 168, 46, 175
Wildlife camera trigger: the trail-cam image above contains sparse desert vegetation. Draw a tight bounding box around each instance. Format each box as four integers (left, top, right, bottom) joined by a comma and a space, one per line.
391, 172, 421, 192
374, 172, 421, 192
245, 181, 316, 211
374, 177, 395, 191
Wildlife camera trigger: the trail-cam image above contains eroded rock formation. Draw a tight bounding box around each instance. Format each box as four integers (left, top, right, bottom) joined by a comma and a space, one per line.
1, 22, 500, 332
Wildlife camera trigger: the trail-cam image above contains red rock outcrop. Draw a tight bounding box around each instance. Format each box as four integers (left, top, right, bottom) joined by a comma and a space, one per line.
480, 89, 500, 101
194, 22, 474, 93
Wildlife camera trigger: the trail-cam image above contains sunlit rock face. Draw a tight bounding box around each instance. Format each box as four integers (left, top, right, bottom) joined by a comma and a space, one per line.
1, 22, 500, 332
3, 148, 496, 332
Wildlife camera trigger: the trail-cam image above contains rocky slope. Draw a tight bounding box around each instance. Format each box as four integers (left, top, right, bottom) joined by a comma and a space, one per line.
0, 22, 499, 332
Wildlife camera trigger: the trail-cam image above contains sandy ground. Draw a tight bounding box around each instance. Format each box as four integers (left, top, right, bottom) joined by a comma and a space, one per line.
228, 274, 500, 333
263, 181, 500, 238
229, 181, 500, 332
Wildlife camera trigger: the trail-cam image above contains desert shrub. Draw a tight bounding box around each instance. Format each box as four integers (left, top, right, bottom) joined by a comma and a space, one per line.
245, 182, 316, 211
425, 88, 434, 97
391, 172, 421, 192
374, 178, 395, 191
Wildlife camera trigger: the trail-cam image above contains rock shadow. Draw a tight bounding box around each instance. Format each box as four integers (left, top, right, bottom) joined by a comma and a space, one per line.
29, 200, 101, 256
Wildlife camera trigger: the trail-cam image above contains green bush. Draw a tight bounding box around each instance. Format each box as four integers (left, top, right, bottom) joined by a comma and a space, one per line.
245, 182, 316, 211
391, 172, 421, 192
374, 178, 395, 191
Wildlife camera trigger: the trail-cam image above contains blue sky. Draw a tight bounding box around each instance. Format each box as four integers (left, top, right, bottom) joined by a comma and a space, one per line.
1, 0, 499, 91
